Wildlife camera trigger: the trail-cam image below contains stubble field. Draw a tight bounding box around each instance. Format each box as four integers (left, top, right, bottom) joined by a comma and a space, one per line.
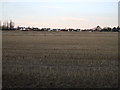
2, 31, 118, 88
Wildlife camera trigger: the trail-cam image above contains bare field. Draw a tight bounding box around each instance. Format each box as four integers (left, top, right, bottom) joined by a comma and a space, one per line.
2, 31, 118, 88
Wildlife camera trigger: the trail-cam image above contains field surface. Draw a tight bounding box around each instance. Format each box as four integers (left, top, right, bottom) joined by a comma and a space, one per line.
2, 31, 118, 88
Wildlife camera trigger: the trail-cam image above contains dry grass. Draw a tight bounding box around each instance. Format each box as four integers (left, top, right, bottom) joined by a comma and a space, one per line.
2, 31, 118, 88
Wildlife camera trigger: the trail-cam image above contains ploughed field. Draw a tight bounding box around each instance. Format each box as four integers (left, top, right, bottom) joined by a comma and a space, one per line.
2, 31, 118, 88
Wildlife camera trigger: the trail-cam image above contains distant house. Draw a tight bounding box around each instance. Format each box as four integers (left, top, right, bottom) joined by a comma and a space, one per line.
17, 27, 26, 31
41, 28, 50, 31
32, 28, 40, 31
25, 27, 31, 31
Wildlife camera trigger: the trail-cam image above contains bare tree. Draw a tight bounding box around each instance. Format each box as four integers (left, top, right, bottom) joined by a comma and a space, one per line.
2, 21, 7, 30
10, 20, 14, 30
7, 21, 10, 30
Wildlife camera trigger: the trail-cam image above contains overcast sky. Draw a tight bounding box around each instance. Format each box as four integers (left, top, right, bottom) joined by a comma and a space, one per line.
0, 0, 119, 29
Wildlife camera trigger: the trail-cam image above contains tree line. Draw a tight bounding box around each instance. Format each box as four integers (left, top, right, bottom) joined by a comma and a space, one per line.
0, 20, 14, 30
0, 20, 120, 32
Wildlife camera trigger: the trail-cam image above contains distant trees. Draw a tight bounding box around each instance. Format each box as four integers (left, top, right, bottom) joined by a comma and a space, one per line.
9, 20, 14, 30
0, 20, 120, 32
101, 27, 112, 32
117, 26, 120, 32
96, 26, 102, 31
100, 26, 120, 32
1, 20, 15, 30
111, 26, 120, 32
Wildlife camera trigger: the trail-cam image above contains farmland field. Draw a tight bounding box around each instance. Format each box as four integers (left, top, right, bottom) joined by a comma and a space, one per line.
2, 31, 118, 88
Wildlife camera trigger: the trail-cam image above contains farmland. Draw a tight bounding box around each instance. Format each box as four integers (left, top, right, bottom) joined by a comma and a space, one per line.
2, 31, 118, 88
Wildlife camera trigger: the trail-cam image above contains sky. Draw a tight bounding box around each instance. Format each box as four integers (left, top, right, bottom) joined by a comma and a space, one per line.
0, 0, 119, 29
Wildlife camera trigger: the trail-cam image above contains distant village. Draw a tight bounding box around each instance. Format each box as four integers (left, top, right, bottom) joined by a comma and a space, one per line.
0, 20, 120, 32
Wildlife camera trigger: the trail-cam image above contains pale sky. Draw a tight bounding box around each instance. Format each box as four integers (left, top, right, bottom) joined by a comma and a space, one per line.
0, 0, 119, 29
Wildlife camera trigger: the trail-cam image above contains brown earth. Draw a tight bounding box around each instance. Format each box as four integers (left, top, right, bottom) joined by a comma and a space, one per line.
2, 31, 118, 88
